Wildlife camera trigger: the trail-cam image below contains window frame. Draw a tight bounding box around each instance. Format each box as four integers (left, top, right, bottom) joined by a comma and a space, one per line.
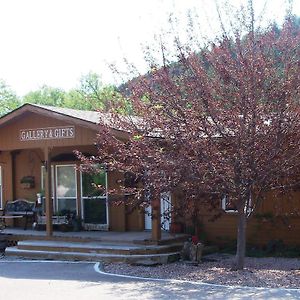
80, 166, 109, 226
55, 164, 78, 214
80, 168, 107, 200
221, 194, 253, 214
221, 194, 238, 213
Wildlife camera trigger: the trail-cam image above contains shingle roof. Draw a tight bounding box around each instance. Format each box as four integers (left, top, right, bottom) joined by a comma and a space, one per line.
0, 103, 142, 133
31, 104, 141, 129
30, 104, 102, 124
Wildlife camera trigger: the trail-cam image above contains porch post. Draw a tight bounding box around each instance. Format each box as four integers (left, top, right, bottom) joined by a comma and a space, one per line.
10, 150, 20, 200
44, 147, 53, 237
151, 198, 161, 241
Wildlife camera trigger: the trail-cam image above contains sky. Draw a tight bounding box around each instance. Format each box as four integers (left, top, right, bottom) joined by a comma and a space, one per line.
0, 0, 299, 96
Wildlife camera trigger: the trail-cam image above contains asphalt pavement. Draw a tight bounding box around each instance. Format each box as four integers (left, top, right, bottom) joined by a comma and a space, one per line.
0, 259, 299, 300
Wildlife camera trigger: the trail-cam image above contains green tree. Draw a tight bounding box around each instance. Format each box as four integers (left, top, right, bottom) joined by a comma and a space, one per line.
0, 80, 20, 116
75, 72, 131, 113
23, 85, 66, 107
77, 72, 103, 109
21, 73, 131, 114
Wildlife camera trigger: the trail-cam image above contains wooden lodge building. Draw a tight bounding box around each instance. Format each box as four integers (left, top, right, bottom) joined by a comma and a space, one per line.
0, 104, 166, 240
0, 103, 299, 248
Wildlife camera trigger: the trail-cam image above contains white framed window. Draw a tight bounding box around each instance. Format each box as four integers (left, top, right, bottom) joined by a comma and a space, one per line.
221, 194, 253, 214
221, 195, 238, 213
56, 164, 77, 214
42, 164, 78, 215
80, 166, 108, 227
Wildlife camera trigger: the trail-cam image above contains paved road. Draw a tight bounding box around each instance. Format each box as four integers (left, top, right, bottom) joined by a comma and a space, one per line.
0, 260, 299, 300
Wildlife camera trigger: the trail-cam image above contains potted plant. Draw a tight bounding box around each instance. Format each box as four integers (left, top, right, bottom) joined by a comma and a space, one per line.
20, 176, 35, 189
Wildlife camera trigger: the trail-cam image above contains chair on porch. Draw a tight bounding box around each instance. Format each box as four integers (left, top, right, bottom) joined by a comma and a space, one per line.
0, 199, 36, 230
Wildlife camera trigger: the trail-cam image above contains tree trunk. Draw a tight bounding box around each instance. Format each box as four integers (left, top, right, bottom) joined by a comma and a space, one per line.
234, 211, 247, 270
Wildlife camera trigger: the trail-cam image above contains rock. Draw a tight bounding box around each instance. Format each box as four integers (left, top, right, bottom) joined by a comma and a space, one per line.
181, 241, 204, 263
181, 241, 192, 261
190, 244, 197, 261
190, 242, 204, 263
197, 243, 204, 262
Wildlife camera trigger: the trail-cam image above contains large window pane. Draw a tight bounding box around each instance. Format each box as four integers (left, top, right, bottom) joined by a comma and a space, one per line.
56, 165, 76, 197
82, 168, 107, 225
57, 198, 77, 213
82, 170, 106, 197
56, 165, 77, 214
83, 198, 107, 224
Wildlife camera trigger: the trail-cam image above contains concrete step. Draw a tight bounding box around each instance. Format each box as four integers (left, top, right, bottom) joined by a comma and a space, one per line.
5, 247, 180, 263
16, 240, 183, 255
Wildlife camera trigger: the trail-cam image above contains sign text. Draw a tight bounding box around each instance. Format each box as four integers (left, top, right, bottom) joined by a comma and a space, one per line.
20, 126, 75, 141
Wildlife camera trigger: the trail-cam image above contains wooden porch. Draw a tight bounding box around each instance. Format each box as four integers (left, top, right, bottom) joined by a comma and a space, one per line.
2, 229, 188, 263
2, 228, 187, 245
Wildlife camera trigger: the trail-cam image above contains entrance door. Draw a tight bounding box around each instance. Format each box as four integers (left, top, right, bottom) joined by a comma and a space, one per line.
56, 165, 77, 214
144, 205, 152, 230
81, 170, 108, 230
144, 192, 172, 231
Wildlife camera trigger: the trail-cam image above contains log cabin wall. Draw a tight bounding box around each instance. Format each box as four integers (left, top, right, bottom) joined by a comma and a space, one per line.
197, 212, 300, 246
0, 151, 13, 204
171, 190, 300, 246
107, 171, 145, 231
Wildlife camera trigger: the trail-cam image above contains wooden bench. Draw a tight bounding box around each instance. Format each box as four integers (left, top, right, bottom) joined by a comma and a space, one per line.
35, 215, 70, 231
0, 199, 36, 230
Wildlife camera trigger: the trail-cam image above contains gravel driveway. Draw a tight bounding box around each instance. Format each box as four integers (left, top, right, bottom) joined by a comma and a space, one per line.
104, 255, 300, 289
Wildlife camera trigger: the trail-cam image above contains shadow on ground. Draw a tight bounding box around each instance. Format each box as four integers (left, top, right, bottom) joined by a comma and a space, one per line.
0, 259, 299, 300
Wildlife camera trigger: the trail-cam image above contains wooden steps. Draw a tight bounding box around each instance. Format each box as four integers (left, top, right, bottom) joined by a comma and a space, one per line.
5, 239, 182, 263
